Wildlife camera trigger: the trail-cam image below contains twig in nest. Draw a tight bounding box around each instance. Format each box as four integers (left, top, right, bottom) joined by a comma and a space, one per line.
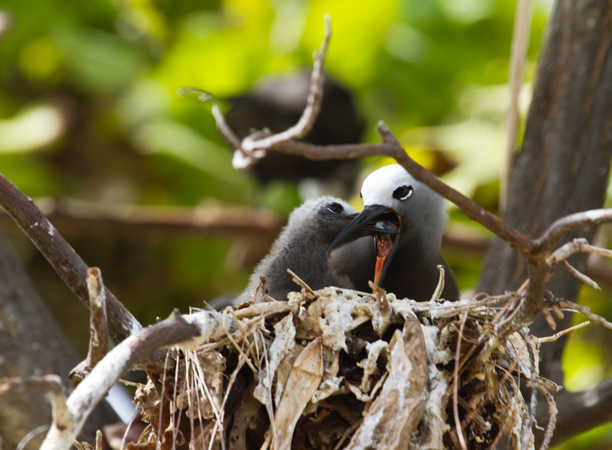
461, 353, 522, 430
490, 374, 520, 449
222, 308, 258, 375
368, 280, 391, 315
521, 329, 538, 450
288, 268, 317, 299
540, 305, 557, 330
538, 321, 590, 343
69, 268, 108, 386
453, 311, 469, 450
429, 264, 446, 302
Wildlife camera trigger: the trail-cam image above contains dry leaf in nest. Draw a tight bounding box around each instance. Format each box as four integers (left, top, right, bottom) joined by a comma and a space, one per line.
126, 287, 555, 450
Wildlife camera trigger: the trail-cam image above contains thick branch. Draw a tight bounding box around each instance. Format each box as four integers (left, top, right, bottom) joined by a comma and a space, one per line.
0, 173, 140, 345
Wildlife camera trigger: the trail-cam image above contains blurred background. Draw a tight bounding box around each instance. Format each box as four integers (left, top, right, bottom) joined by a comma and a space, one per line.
1, 0, 611, 447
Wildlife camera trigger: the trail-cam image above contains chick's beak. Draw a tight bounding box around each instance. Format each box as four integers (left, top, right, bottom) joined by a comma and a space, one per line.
327, 205, 402, 287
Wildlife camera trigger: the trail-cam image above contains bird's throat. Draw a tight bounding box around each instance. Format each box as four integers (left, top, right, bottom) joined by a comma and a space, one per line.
374, 234, 395, 286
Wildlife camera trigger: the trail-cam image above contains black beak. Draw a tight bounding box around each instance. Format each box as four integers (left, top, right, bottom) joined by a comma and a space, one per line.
327, 205, 402, 287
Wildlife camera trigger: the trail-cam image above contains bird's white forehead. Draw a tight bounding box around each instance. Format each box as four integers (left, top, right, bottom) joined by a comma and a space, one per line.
361, 164, 418, 206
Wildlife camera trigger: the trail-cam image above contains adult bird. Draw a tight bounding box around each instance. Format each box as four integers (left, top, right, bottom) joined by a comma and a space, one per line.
329, 164, 460, 302
235, 196, 381, 304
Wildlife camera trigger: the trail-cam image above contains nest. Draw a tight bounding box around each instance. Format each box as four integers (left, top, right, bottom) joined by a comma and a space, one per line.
128, 278, 557, 450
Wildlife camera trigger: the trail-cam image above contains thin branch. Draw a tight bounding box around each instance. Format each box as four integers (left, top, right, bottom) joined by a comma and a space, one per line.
0, 172, 141, 345
85, 268, 108, 366
177, 89, 241, 151
376, 122, 536, 256
69, 268, 109, 386
0, 375, 70, 430
538, 321, 590, 343
562, 260, 600, 290
536, 209, 612, 254
556, 299, 612, 330
241, 15, 331, 154
502, 0, 533, 210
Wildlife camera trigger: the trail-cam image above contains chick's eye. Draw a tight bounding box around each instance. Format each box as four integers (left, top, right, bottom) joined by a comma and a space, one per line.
326, 202, 343, 214
393, 185, 413, 200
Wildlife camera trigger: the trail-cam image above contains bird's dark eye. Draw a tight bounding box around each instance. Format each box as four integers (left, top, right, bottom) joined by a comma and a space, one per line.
393, 185, 413, 200
359, 192, 363, 198
326, 202, 344, 214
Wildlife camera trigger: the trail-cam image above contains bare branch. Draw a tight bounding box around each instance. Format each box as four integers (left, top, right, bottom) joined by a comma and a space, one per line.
0, 172, 141, 345
85, 268, 108, 366
536, 209, 612, 254
502, 0, 533, 209
69, 268, 109, 387
537, 321, 590, 343
241, 15, 331, 154
556, 299, 612, 330
177, 89, 241, 151
0, 375, 70, 430
562, 260, 600, 290
537, 384, 557, 450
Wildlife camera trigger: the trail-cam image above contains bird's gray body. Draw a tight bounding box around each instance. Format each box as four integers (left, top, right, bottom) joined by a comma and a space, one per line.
236, 196, 370, 303
343, 164, 460, 301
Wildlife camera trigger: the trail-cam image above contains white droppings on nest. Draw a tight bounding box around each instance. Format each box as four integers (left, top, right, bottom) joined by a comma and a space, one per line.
254, 314, 295, 406
180, 311, 234, 350
422, 325, 453, 365
123, 284, 555, 450
358, 340, 387, 393
295, 288, 377, 352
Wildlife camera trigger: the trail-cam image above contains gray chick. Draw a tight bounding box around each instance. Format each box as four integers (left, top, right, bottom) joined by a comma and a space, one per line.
236, 196, 372, 304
